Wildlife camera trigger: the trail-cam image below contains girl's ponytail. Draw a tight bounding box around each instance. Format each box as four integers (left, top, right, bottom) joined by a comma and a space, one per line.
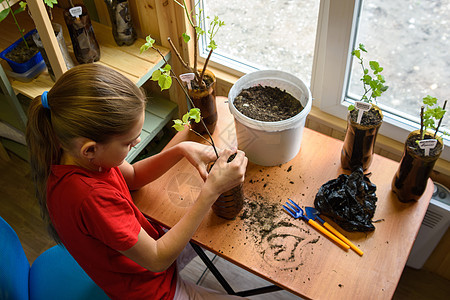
26, 64, 146, 243
26, 93, 62, 243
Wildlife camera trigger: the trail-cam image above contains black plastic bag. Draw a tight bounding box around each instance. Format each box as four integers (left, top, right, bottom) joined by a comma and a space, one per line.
314, 167, 377, 232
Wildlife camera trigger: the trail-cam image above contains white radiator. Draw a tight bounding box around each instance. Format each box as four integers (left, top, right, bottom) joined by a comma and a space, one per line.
406, 182, 450, 269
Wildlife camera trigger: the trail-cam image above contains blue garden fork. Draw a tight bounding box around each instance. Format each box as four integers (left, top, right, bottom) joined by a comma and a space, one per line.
283, 199, 350, 250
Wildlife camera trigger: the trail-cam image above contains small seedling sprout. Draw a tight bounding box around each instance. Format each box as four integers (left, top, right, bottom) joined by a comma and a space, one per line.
348, 43, 388, 111
419, 95, 448, 140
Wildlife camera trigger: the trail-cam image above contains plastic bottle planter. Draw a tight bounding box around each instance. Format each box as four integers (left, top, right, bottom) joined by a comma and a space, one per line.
341, 104, 383, 171
104, 0, 137, 46
212, 184, 244, 220
188, 70, 218, 135
392, 130, 443, 203
63, 4, 100, 64
208, 161, 244, 220
0, 29, 45, 81
228, 70, 312, 166
32, 23, 75, 81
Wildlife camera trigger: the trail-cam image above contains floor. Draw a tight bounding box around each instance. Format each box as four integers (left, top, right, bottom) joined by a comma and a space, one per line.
1, 147, 449, 299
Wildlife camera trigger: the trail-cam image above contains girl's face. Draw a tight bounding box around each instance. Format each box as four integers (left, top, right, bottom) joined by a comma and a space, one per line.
95, 111, 144, 169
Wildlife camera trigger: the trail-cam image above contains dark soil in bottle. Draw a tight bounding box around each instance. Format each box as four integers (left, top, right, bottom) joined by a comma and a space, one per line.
5, 36, 39, 64
64, 5, 100, 64
392, 132, 442, 202
233, 85, 303, 121
349, 106, 383, 126
189, 74, 217, 135
341, 107, 383, 171
209, 152, 244, 220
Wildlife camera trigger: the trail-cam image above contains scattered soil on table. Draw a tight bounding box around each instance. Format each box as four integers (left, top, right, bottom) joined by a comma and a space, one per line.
233, 85, 303, 121
5, 36, 39, 64
239, 191, 320, 271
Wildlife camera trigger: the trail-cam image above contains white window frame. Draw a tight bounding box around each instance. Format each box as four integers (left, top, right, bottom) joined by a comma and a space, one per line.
197, 0, 450, 161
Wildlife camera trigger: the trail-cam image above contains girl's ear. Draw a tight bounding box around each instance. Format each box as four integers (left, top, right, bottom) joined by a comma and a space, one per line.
80, 140, 97, 160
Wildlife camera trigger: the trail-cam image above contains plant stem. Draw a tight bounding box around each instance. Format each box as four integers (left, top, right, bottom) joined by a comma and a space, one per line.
199, 49, 213, 88
420, 106, 424, 140
357, 59, 370, 101
152, 46, 219, 159
167, 37, 195, 74
6, 0, 28, 49
434, 100, 447, 138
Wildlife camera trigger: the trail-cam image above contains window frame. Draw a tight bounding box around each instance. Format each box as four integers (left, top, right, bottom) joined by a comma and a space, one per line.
195, 0, 450, 161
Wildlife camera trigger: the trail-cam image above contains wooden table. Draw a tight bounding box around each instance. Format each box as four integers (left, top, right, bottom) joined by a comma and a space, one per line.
133, 96, 433, 299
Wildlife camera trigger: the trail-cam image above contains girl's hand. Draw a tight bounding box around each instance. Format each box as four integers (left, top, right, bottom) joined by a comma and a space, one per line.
180, 141, 218, 180
204, 148, 248, 198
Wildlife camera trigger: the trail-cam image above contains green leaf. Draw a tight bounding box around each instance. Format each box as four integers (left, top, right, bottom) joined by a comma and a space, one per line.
19, 1, 26, 9
351, 49, 360, 59
195, 26, 205, 36
44, 0, 58, 8
13, 7, 24, 15
158, 75, 172, 90
359, 43, 367, 52
0, 9, 10, 22
369, 61, 380, 73
182, 32, 190, 43
146, 35, 155, 45
208, 40, 217, 50
188, 108, 201, 123
151, 69, 161, 81
162, 64, 171, 72
172, 120, 185, 131
348, 104, 355, 111
433, 107, 446, 120
423, 95, 437, 106
182, 113, 189, 123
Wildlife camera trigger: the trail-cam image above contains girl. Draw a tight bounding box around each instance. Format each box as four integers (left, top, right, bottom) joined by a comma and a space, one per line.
26, 64, 248, 299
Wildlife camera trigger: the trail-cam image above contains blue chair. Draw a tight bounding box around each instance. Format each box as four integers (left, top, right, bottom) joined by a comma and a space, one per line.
0, 216, 109, 300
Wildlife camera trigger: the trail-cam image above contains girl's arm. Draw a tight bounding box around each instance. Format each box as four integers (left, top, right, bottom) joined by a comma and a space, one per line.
119, 149, 247, 272
119, 141, 217, 190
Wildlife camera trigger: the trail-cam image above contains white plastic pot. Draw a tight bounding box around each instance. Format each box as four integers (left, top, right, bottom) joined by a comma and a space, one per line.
228, 70, 312, 166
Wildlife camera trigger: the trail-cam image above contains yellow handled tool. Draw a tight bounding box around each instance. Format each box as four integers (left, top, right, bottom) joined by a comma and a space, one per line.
283, 199, 349, 252
307, 219, 350, 250
305, 206, 364, 256
322, 222, 364, 256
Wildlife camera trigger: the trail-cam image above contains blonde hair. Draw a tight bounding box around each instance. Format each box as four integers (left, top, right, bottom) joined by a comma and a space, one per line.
26, 64, 146, 242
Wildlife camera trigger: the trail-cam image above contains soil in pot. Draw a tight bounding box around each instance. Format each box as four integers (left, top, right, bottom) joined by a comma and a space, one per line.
392, 131, 443, 202
5, 36, 39, 64
233, 85, 304, 121
341, 106, 383, 171
209, 153, 245, 220
189, 72, 217, 135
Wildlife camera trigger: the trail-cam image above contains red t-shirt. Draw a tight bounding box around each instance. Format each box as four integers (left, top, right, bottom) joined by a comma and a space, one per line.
47, 165, 177, 300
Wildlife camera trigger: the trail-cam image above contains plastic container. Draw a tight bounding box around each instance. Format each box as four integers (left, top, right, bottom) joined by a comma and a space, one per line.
0, 29, 44, 74
228, 70, 312, 166
5, 59, 46, 82
32, 23, 74, 81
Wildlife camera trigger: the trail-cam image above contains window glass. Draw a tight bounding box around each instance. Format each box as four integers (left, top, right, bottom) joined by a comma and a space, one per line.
348, 0, 450, 129
201, 0, 320, 86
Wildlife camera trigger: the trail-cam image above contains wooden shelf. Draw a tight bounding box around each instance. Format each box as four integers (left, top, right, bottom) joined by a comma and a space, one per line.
1, 7, 170, 98
0, 5, 176, 162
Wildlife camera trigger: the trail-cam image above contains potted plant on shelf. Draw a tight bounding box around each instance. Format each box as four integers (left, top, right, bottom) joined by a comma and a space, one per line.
392, 95, 447, 203
155, 0, 224, 135
140, 38, 243, 220
32, 0, 75, 81
341, 43, 388, 171
0, 0, 45, 81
